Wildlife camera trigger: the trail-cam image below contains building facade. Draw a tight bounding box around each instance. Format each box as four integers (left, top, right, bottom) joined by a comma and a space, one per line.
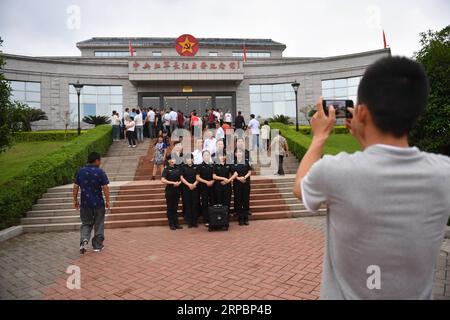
1, 36, 390, 130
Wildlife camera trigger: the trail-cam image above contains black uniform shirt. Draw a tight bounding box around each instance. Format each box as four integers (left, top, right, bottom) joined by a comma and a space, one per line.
231, 163, 251, 183
198, 162, 214, 181
214, 163, 232, 178
181, 164, 198, 184
161, 165, 181, 187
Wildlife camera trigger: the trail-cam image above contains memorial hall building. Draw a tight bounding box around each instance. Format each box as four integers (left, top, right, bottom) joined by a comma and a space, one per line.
1, 36, 390, 129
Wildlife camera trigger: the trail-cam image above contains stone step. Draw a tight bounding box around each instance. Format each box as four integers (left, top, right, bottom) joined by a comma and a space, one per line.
21, 208, 326, 232
110, 202, 306, 214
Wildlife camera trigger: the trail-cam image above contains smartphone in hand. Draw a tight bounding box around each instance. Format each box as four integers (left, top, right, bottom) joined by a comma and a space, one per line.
322, 99, 354, 119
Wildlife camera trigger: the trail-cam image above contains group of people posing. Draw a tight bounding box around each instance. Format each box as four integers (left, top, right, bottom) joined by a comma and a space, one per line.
160, 139, 252, 230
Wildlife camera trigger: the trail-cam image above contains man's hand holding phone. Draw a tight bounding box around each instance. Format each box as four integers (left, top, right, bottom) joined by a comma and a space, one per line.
311, 97, 336, 141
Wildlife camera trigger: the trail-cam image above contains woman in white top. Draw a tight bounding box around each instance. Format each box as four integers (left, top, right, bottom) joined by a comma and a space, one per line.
134, 110, 144, 142
203, 130, 217, 155
192, 139, 204, 165
224, 110, 232, 124
111, 111, 121, 142
261, 120, 271, 151
125, 116, 137, 148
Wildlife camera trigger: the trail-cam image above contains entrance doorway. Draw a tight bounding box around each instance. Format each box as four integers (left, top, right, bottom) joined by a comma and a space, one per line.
139, 92, 235, 118
163, 96, 212, 117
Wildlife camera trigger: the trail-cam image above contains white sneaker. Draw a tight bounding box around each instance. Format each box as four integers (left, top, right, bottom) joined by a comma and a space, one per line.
128, 145, 132, 148
93, 245, 104, 253
80, 240, 88, 254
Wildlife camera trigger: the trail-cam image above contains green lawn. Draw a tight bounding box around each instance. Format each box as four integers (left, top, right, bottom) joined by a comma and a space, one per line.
324, 134, 361, 155
0, 141, 67, 185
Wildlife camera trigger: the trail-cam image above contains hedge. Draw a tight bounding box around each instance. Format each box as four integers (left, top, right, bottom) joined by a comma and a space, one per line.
0, 125, 112, 230
270, 122, 311, 161
287, 125, 349, 135
13, 130, 86, 142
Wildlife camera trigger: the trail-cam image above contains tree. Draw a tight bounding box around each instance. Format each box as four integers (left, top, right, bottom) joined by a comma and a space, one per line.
0, 37, 14, 153
299, 105, 315, 126
83, 115, 111, 126
9, 102, 48, 132
409, 26, 450, 155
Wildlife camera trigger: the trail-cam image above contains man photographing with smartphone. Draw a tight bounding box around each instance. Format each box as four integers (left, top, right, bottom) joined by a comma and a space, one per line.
293, 56, 450, 299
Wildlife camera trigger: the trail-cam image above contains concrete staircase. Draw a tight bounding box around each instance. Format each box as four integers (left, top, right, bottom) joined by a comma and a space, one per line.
19, 136, 325, 233
21, 176, 326, 232
100, 140, 150, 181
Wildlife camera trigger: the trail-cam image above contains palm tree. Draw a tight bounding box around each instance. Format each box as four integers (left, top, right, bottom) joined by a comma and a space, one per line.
82, 115, 111, 126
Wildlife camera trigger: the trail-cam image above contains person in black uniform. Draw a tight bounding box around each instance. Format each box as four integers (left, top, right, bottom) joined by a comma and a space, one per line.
196, 150, 215, 226
234, 137, 252, 215
213, 154, 233, 211
180, 154, 200, 228
231, 149, 252, 226
161, 154, 183, 230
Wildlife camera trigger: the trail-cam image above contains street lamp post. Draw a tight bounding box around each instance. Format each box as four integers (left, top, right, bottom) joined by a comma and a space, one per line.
73, 81, 84, 136
291, 81, 300, 132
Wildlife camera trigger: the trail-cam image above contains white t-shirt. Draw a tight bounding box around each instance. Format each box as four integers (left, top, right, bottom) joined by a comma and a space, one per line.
134, 113, 143, 126
224, 113, 232, 123
169, 111, 178, 121
248, 118, 260, 135
203, 138, 217, 155
164, 113, 171, 126
148, 110, 156, 122
111, 115, 120, 126
301, 144, 450, 300
213, 111, 221, 121
192, 149, 203, 165
261, 124, 270, 140
215, 127, 225, 140
123, 112, 130, 121
125, 120, 135, 132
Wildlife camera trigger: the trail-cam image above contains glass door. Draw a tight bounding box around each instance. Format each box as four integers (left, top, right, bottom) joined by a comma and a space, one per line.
163, 96, 212, 116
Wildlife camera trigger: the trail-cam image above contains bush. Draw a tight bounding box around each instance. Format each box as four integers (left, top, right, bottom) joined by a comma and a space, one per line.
83, 115, 111, 126
290, 125, 349, 135
270, 122, 310, 160
268, 114, 292, 125
0, 125, 112, 230
13, 130, 84, 142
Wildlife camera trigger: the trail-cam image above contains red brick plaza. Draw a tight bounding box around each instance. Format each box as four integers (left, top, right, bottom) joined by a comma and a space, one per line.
0, 217, 325, 300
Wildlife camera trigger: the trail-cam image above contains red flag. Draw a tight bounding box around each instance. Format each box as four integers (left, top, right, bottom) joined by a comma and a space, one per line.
129, 41, 134, 57
383, 30, 387, 49
243, 42, 247, 62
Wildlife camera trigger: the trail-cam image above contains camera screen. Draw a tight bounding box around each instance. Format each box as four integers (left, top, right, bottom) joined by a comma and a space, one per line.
324, 100, 348, 118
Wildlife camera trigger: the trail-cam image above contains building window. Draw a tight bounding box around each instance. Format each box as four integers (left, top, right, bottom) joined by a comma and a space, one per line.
69, 85, 123, 123
249, 83, 295, 118
9, 80, 41, 108
321, 76, 362, 103
232, 52, 271, 58
208, 52, 218, 57
152, 51, 162, 57
94, 51, 135, 57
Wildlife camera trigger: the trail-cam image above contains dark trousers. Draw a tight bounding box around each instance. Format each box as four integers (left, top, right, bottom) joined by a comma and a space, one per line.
127, 131, 136, 146
80, 207, 105, 249
277, 155, 285, 175
143, 122, 149, 138
233, 180, 250, 223
148, 122, 155, 138
214, 182, 231, 210
165, 186, 180, 227
199, 184, 214, 223
182, 185, 199, 226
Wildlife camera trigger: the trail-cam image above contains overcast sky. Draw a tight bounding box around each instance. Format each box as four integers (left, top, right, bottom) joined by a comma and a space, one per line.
0, 0, 448, 58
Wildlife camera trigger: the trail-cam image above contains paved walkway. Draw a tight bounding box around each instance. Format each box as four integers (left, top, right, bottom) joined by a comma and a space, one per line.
0, 216, 448, 300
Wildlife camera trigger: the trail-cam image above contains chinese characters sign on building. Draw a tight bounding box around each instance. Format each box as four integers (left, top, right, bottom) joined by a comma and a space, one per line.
129, 60, 242, 73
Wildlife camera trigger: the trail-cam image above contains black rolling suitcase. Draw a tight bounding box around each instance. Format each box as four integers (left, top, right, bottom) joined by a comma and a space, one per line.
208, 205, 229, 231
